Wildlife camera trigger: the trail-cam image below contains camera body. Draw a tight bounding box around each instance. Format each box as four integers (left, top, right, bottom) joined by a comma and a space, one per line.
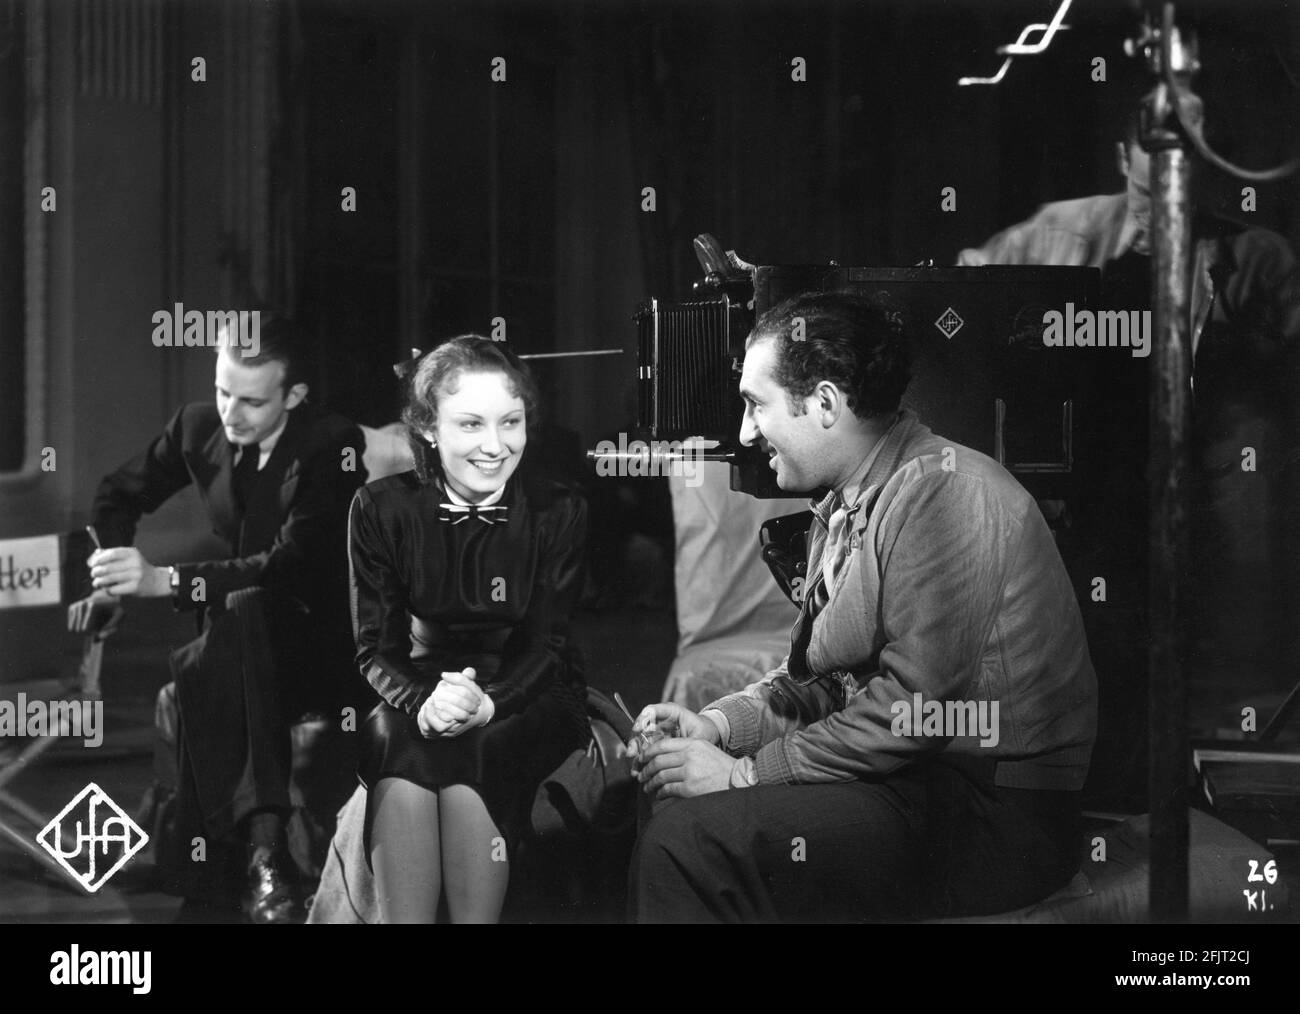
634, 249, 1102, 503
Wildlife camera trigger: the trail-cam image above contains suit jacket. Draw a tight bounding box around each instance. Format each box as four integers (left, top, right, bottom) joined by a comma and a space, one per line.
91, 402, 367, 639
705, 411, 1098, 793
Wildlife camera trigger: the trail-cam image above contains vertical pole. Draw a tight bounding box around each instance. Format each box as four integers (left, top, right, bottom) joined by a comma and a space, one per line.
1144, 3, 1199, 923
1148, 141, 1192, 921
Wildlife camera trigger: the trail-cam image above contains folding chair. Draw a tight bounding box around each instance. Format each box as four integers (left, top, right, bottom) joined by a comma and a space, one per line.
0, 609, 124, 887
0, 530, 123, 889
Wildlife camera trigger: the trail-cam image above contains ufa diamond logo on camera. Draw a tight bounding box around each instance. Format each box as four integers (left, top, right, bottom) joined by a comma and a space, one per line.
36, 782, 148, 893
934, 307, 965, 340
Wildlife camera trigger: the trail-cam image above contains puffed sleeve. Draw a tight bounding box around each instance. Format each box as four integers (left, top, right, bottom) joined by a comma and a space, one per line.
349, 486, 432, 715
485, 490, 588, 719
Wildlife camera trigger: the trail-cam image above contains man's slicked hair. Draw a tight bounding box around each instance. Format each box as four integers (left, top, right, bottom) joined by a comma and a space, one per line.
221, 314, 318, 394
746, 291, 912, 419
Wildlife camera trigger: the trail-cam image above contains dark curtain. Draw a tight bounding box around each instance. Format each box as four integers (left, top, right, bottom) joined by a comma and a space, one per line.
0, 0, 25, 471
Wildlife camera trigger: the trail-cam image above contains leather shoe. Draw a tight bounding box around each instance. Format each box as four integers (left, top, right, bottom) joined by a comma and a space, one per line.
243, 848, 301, 925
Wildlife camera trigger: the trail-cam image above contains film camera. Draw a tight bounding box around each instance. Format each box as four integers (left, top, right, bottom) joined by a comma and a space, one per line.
604, 233, 1103, 501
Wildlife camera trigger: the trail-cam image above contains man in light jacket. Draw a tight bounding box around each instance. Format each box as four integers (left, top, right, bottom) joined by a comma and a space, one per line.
628, 291, 1097, 922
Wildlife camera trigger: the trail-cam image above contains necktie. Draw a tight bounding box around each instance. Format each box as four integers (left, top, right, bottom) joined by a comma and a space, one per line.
232, 443, 260, 514
436, 503, 510, 525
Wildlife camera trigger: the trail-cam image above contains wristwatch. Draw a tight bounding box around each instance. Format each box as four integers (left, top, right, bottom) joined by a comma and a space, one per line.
168, 565, 180, 603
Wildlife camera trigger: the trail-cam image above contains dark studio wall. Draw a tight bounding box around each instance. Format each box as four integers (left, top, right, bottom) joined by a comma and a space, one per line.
283, 0, 1300, 445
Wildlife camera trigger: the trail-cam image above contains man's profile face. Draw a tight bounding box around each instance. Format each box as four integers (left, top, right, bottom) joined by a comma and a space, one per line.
737, 336, 825, 492
214, 349, 304, 447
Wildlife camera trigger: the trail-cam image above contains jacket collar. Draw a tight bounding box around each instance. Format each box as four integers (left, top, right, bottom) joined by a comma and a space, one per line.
437, 475, 509, 508
202, 405, 315, 549
809, 410, 925, 527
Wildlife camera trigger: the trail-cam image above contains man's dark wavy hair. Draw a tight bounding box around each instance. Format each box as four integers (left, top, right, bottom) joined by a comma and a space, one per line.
400, 335, 541, 485
746, 291, 912, 419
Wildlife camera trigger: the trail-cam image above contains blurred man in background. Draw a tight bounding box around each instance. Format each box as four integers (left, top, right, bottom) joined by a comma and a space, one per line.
959, 114, 1300, 713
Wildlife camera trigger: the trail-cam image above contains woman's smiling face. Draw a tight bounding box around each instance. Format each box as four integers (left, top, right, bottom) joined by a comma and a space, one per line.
429, 369, 527, 503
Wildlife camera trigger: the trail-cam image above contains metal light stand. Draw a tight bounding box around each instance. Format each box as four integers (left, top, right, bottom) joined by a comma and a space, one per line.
1134, 0, 1300, 923
1128, 0, 1200, 926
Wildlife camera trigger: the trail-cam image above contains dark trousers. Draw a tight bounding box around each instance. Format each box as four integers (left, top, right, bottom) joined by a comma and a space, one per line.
170, 587, 320, 844
629, 755, 1081, 923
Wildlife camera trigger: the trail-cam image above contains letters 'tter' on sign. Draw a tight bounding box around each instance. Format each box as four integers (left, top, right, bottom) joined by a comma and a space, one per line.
0, 535, 62, 609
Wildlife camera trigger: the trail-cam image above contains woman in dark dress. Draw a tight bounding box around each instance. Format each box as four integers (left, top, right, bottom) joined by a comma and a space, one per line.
350, 335, 588, 923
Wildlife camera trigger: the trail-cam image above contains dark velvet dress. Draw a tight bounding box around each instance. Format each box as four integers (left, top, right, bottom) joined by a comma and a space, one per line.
349, 469, 589, 849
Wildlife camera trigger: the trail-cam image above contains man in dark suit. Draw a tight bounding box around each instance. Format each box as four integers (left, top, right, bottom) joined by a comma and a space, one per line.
74, 316, 366, 922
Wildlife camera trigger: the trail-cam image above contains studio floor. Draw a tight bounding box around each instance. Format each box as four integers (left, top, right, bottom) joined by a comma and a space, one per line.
0, 599, 675, 924
2, 589, 1297, 924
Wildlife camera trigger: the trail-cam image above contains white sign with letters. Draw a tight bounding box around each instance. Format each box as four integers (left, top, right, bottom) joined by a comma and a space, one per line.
0, 534, 61, 608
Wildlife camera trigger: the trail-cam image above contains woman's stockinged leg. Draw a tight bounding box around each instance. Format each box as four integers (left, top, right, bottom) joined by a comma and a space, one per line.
439, 784, 510, 924
370, 777, 442, 924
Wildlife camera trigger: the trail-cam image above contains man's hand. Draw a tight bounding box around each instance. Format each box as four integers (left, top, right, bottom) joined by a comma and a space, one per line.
626, 702, 720, 766
636, 737, 736, 798
88, 548, 170, 598
67, 589, 122, 633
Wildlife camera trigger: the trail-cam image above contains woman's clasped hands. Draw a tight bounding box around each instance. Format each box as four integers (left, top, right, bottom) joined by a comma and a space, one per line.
417, 667, 496, 738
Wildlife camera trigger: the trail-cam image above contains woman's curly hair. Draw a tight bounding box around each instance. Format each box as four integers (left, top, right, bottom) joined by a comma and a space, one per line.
746, 291, 912, 419
399, 335, 541, 484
